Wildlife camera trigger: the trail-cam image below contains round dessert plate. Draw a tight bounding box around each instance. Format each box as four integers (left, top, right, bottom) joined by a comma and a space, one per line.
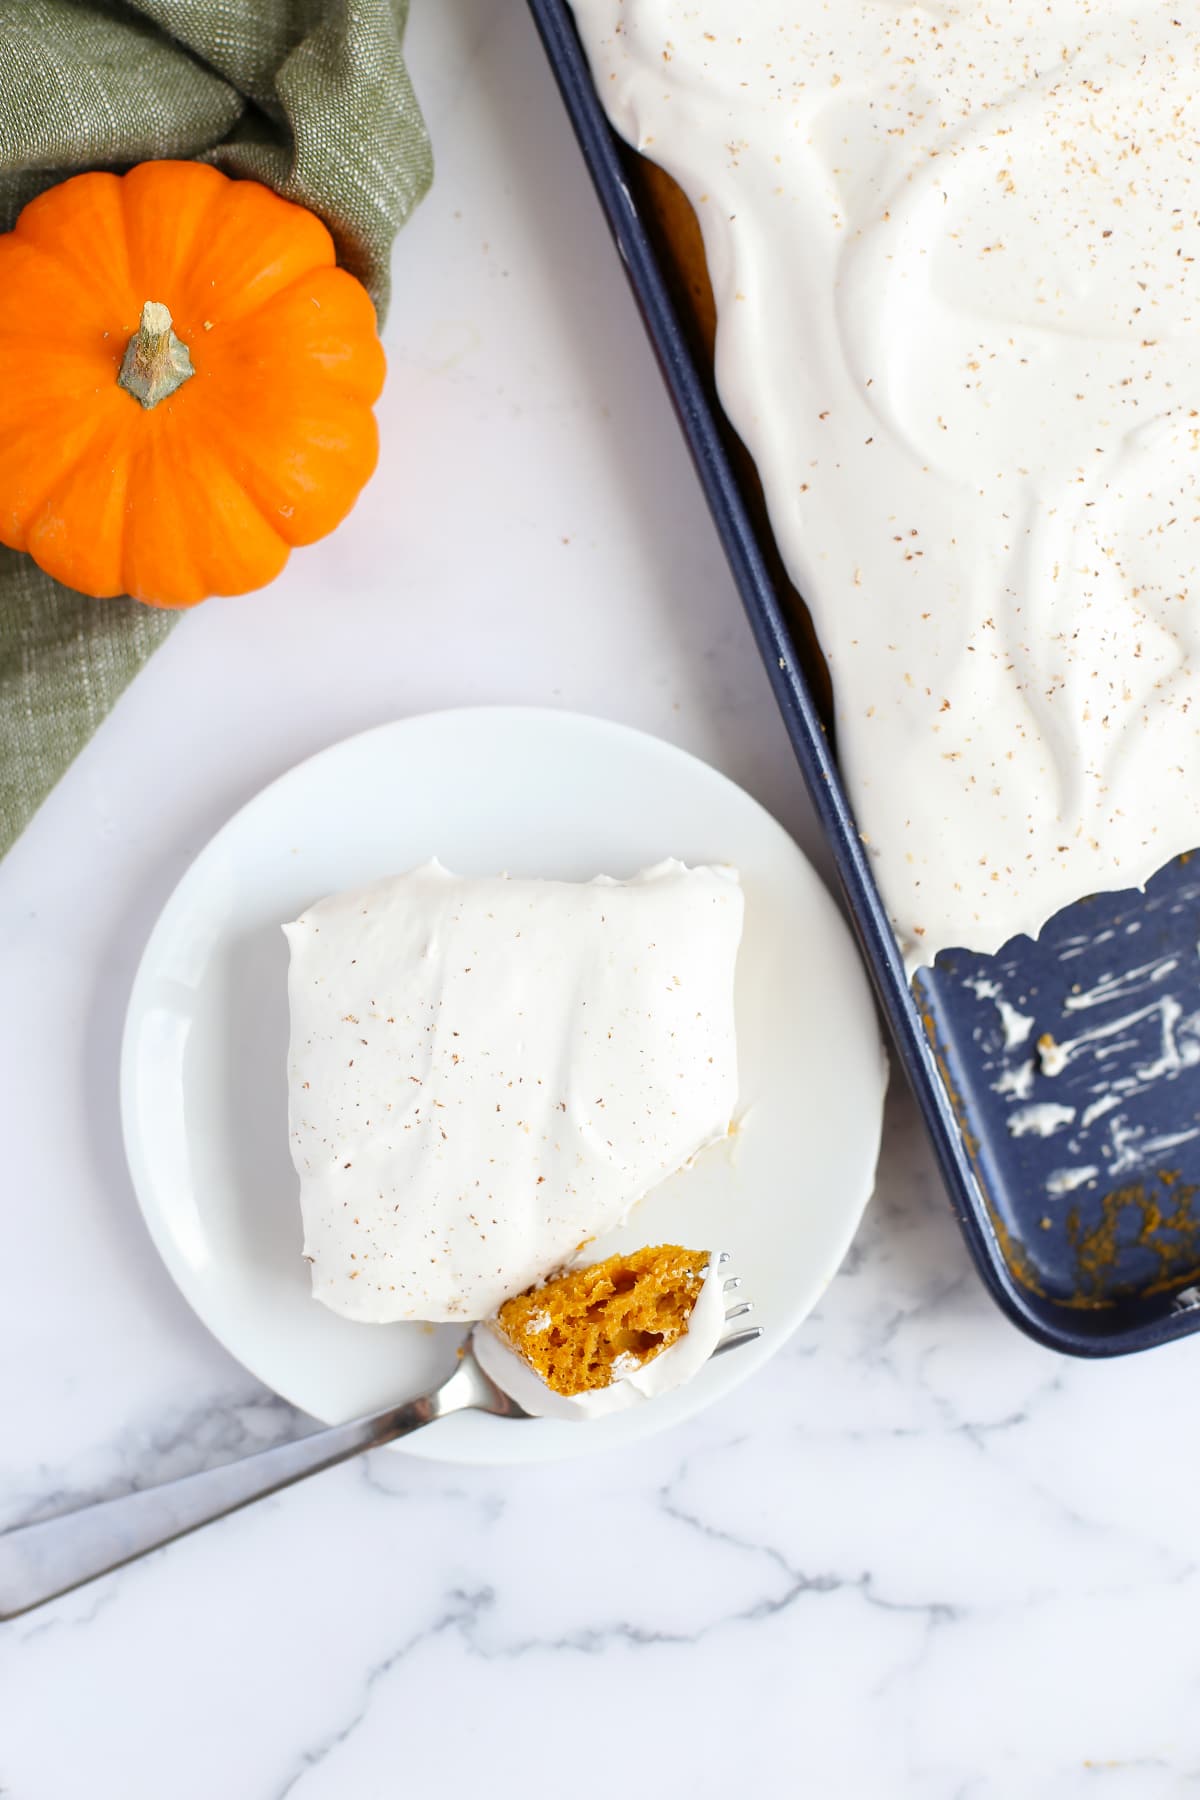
122, 708, 887, 1465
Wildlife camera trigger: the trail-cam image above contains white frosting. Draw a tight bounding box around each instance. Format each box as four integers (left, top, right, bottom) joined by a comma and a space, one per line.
570, 0, 1200, 965
472, 1253, 726, 1419
284, 860, 742, 1322
1006, 1101, 1076, 1139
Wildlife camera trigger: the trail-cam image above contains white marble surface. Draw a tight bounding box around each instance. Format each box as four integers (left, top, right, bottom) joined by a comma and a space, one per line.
2, 4, 1200, 1794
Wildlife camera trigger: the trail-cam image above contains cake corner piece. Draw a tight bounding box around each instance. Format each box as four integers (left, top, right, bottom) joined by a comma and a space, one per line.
283, 860, 742, 1324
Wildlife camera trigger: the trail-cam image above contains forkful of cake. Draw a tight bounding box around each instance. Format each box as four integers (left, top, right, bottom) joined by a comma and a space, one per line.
0, 1246, 757, 1620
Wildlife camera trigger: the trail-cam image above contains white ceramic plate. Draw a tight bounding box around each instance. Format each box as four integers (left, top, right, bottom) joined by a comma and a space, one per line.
122, 708, 886, 1464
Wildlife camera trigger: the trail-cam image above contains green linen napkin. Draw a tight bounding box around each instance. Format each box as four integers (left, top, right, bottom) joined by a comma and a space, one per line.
0, 0, 432, 857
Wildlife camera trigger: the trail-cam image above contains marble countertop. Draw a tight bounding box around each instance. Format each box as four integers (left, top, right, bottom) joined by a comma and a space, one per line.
2, 5, 1199, 1795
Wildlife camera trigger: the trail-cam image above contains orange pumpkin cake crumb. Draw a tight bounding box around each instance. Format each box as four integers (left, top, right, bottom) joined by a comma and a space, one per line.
494, 1245, 709, 1397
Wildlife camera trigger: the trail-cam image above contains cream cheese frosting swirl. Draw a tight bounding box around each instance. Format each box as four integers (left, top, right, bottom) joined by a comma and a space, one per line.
571, 0, 1200, 964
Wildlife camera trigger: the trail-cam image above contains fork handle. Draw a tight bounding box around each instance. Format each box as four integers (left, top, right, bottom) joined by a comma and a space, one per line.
0, 1395, 437, 1621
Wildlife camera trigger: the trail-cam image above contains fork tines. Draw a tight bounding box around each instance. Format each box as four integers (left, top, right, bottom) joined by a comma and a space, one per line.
711, 1258, 761, 1357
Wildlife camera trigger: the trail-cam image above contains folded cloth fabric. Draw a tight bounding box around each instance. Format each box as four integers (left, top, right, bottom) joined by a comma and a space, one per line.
0, 0, 432, 858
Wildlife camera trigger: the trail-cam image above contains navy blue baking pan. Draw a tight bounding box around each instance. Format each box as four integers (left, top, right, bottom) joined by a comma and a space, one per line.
529, 0, 1200, 1355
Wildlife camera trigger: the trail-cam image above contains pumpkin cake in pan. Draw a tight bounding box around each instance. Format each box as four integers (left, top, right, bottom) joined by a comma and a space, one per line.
542, 0, 1200, 1348
568, 0, 1200, 971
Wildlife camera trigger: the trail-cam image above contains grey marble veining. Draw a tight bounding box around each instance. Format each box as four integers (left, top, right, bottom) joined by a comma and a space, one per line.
5, 1082, 1200, 1796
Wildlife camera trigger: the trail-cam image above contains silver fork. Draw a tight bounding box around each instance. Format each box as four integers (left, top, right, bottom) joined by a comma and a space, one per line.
0, 1275, 759, 1621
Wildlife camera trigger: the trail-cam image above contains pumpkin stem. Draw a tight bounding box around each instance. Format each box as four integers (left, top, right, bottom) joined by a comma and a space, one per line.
117, 301, 195, 410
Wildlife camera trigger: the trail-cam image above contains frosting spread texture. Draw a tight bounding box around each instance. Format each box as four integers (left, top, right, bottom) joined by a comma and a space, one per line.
284, 859, 742, 1321
570, 0, 1200, 964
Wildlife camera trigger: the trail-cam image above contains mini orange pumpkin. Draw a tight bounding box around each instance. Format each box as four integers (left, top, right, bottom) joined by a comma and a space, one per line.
0, 160, 386, 608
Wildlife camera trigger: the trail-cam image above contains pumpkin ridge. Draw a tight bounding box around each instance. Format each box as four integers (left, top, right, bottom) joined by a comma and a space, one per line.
119, 432, 292, 606
27, 446, 132, 599
164, 178, 337, 328
13, 171, 137, 315
194, 399, 332, 546
0, 234, 112, 325
228, 256, 365, 327
194, 394, 378, 547
200, 269, 386, 409
118, 161, 231, 309
5, 416, 125, 561
231, 472, 298, 548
